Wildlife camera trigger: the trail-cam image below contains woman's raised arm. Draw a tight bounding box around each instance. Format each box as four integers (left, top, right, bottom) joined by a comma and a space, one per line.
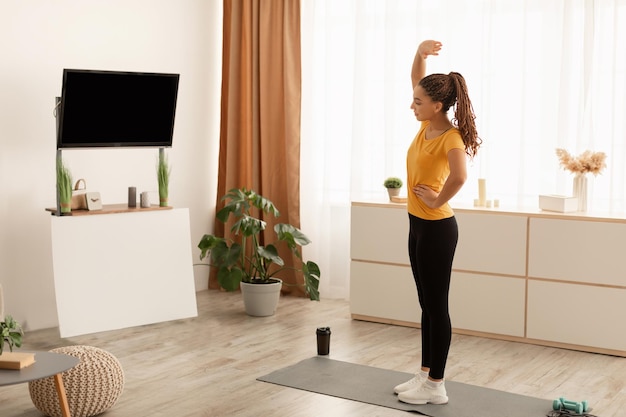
411, 40, 442, 89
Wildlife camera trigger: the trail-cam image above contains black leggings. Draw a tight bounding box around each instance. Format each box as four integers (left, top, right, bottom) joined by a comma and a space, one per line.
408, 213, 458, 380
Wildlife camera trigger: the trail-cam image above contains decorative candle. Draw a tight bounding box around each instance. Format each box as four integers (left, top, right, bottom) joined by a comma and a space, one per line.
478, 178, 486, 206
140, 192, 151, 208
128, 187, 137, 208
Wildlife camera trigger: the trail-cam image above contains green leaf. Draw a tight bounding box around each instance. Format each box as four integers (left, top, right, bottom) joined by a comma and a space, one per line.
216, 205, 236, 223
217, 266, 244, 291
275, 223, 311, 249
1, 315, 23, 353
9, 332, 22, 349
198, 234, 225, 260
257, 244, 284, 267
210, 241, 242, 268
249, 192, 280, 216
303, 261, 321, 301
233, 216, 265, 237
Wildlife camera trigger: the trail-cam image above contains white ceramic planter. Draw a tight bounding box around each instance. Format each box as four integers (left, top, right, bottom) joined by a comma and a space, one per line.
240, 279, 282, 317
386, 188, 400, 201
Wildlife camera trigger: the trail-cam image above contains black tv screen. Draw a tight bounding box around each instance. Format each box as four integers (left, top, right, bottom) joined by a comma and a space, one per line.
57, 69, 180, 149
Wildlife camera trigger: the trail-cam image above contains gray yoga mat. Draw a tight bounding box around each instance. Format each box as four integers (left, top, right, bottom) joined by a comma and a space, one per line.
258, 357, 552, 417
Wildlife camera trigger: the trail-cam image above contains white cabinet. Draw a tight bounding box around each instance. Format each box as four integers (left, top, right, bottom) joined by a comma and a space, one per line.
350, 204, 419, 323
527, 281, 626, 351
528, 218, 626, 286
350, 201, 626, 356
527, 217, 626, 352
453, 212, 527, 276
350, 205, 409, 265
50, 207, 198, 337
349, 262, 419, 324
450, 272, 526, 337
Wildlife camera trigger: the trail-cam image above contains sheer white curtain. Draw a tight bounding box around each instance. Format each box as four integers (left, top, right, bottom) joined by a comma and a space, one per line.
300, 0, 626, 300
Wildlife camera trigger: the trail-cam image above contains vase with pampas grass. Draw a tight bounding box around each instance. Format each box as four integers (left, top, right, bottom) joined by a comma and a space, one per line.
556, 148, 607, 212
56, 156, 73, 214
157, 151, 171, 207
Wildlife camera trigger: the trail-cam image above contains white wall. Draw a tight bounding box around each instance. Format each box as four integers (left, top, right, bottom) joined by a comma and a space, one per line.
0, 1, 222, 331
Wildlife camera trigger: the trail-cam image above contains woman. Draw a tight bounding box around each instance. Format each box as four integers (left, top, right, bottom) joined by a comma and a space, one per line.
394, 40, 481, 405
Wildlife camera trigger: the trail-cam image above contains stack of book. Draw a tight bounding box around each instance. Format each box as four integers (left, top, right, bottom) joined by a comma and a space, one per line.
0, 351, 36, 370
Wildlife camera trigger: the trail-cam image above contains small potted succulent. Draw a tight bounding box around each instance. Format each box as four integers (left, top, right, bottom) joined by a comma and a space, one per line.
383, 176, 403, 200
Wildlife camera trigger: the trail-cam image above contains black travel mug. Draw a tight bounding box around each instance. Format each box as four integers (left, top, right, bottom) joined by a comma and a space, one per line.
316, 327, 331, 355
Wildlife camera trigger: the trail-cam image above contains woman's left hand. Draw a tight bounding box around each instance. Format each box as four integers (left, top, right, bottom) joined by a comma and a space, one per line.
413, 184, 439, 208
418, 40, 442, 59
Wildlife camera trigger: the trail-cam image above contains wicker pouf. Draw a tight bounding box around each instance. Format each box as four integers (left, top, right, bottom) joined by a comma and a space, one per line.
28, 345, 124, 417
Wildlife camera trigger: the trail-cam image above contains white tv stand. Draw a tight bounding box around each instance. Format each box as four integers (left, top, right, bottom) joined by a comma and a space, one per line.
49, 205, 198, 337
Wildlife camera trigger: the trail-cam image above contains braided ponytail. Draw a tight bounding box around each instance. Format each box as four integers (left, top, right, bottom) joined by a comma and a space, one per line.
448, 72, 481, 158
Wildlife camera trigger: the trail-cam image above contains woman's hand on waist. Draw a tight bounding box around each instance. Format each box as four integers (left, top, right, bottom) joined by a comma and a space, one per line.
412, 184, 440, 208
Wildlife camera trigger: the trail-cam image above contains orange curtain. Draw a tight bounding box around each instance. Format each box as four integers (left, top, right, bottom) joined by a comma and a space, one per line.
212, 0, 303, 295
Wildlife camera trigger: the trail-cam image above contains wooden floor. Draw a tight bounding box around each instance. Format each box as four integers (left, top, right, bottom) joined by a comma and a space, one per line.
1, 289, 624, 416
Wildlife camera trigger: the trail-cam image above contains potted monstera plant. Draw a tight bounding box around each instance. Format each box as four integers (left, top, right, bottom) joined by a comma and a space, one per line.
198, 188, 321, 316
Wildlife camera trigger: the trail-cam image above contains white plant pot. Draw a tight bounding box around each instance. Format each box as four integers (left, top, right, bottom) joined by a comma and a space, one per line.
240, 279, 282, 317
387, 188, 400, 201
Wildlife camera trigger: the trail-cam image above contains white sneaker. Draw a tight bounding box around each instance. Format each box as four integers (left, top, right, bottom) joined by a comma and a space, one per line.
397, 380, 449, 405
393, 372, 426, 394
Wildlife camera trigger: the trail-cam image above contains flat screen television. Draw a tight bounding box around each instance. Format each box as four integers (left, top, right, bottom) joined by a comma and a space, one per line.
57, 69, 180, 149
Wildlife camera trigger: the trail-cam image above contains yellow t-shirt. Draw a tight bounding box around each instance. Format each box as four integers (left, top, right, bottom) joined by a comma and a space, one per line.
406, 120, 465, 220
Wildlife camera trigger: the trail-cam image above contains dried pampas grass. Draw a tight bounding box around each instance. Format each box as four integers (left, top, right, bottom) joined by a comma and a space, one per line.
556, 148, 607, 176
